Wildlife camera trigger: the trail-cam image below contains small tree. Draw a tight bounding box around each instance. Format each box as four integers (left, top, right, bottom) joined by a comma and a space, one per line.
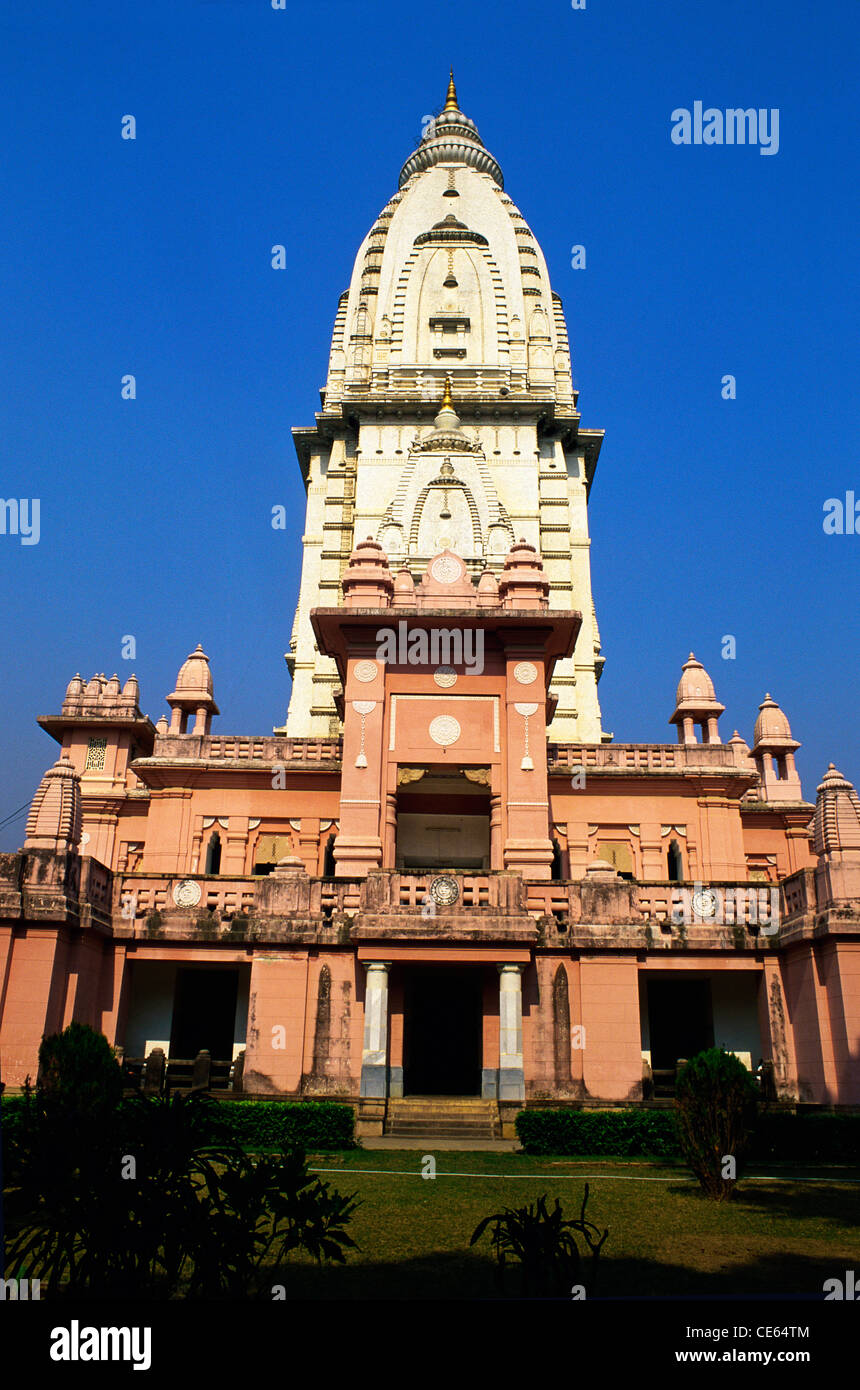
37, 1022, 123, 1117
675, 1047, 758, 1201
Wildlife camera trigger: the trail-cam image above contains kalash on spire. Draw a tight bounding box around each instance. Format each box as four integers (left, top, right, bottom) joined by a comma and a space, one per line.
281, 72, 606, 741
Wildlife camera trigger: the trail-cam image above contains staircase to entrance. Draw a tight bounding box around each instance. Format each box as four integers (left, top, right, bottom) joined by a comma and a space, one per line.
384, 1097, 501, 1140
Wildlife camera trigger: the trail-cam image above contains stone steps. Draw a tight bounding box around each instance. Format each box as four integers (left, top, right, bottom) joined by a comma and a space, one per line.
384, 1097, 500, 1140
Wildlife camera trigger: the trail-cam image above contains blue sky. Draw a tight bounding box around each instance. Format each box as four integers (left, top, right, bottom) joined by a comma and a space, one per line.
1, 0, 857, 847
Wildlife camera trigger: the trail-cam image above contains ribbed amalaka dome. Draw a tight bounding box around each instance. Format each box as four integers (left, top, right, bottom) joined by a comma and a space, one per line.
414, 376, 477, 454
503, 538, 540, 567
812, 765, 860, 855
398, 72, 504, 189
675, 653, 716, 705
24, 752, 82, 852
121, 674, 140, 704
103, 674, 121, 702
753, 694, 797, 748
155, 714, 169, 735
83, 675, 102, 702
346, 536, 390, 571
173, 644, 214, 698
64, 674, 83, 701
432, 373, 460, 432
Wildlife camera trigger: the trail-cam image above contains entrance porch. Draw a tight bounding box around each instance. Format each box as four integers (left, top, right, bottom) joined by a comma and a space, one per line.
358, 952, 528, 1104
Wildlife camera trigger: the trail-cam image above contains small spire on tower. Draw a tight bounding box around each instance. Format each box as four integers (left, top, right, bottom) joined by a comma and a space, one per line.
441, 373, 454, 410
444, 68, 459, 112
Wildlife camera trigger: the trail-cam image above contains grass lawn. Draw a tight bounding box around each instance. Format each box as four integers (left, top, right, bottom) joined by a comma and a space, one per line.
266, 1150, 860, 1300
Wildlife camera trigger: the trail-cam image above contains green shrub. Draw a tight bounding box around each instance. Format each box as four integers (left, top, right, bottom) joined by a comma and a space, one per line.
515, 1108, 679, 1157
37, 1022, 123, 1117
206, 1100, 357, 1151
514, 1105, 860, 1163
4, 1089, 360, 1298
752, 1111, 860, 1163
676, 1047, 758, 1200
4, 1095, 355, 1154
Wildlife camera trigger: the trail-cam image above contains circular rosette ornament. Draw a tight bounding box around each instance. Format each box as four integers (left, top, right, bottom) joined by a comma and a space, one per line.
430, 875, 459, 907
173, 879, 202, 908
691, 887, 718, 919
429, 714, 461, 746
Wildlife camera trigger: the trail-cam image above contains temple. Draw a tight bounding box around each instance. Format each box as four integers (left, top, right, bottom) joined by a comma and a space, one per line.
1, 76, 858, 1134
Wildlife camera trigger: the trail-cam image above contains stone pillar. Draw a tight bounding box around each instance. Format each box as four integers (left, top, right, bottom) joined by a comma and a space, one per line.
298, 818, 321, 875
490, 792, 502, 871
223, 818, 250, 875
498, 963, 525, 1100
360, 961, 391, 1098
383, 791, 398, 869
191, 1049, 211, 1090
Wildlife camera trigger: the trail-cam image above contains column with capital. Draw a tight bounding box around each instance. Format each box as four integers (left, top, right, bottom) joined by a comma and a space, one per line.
360, 961, 391, 1098
498, 963, 525, 1100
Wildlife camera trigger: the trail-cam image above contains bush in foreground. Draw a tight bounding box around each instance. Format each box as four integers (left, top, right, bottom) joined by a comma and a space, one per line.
470, 1184, 608, 1297
4, 1088, 360, 1298
675, 1047, 759, 1200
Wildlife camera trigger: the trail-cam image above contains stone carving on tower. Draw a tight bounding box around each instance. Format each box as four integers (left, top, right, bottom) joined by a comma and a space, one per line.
280, 73, 606, 742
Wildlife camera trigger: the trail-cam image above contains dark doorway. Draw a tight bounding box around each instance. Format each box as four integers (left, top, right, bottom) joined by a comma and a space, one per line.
323, 834, 336, 877
647, 978, 713, 1071
403, 966, 482, 1096
205, 832, 222, 874
667, 839, 683, 882
170, 968, 238, 1059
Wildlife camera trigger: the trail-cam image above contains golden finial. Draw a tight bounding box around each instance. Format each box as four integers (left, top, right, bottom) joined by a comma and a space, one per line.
441, 374, 454, 409
444, 68, 458, 112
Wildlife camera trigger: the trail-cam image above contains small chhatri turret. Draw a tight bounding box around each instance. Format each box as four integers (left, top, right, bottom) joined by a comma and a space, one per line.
341, 537, 394, 608
166, 644, 219, 735
751, 694, 803, 801
498, 538, 550, 609
669, 653, 724, 745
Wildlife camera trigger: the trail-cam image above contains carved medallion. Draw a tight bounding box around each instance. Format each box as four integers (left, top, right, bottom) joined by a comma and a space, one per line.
430, 875, 460, 906
429, 714, 461, 746
434, 666, 457, 688
430, 554, 462, 584
173, 879, 202, 908
692, 888, 718, 919
354, 660, 378, 683
514, 661, 538, 685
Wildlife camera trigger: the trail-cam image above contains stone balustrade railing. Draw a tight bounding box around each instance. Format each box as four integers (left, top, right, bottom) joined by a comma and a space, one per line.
148, 734, 342, 763
526, 878, 781, 931
80, 856, 114, 912
547, 742, 741, 772
361, 871, 514, 913
115, 872, 365, 927
115, 875, 257, 923
778, 868, 814, 922
79, 867, 815, 940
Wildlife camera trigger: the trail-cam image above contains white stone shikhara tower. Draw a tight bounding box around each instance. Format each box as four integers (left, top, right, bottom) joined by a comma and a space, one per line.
281, 74, 606, 741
